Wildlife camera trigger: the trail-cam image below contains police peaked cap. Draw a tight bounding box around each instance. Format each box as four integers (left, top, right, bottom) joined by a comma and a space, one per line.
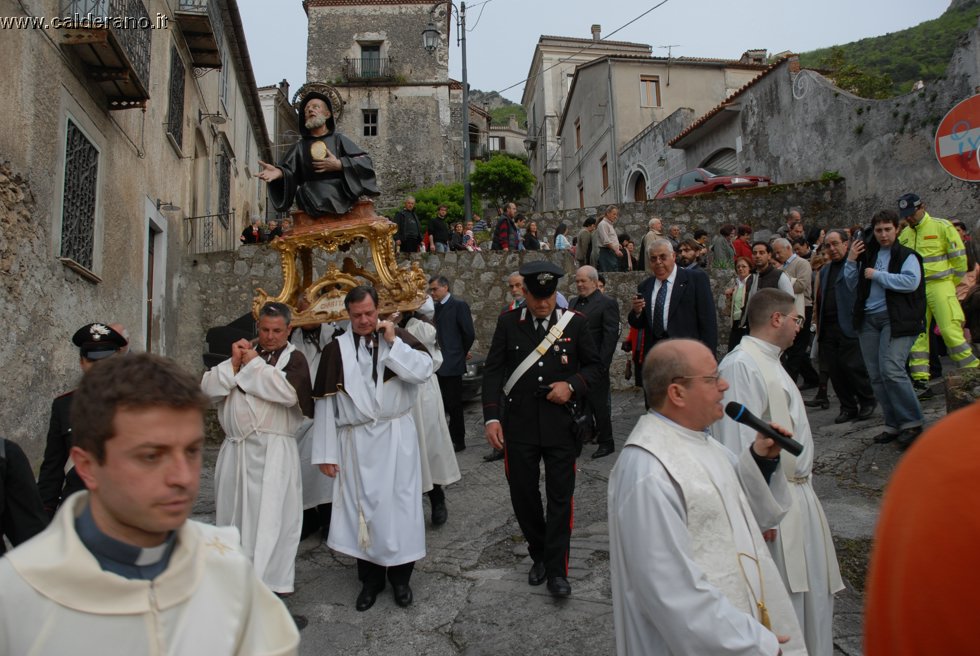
72, 323, 128, 360
519, 261, 564, 299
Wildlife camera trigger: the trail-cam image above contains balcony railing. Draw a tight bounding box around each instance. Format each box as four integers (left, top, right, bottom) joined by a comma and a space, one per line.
343, 57, 395, 82
184, 212, 236, 254
174, 0, 223, 69
59, 0, 152, 108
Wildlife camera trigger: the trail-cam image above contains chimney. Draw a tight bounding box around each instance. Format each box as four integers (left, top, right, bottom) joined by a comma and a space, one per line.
787, 54, 800, 74
739, 49, 767, 65
591, 24, 601, 41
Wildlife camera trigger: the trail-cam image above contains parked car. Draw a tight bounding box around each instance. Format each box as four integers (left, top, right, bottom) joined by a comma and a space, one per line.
462, 354, 485, 401
654, 167, 771, 199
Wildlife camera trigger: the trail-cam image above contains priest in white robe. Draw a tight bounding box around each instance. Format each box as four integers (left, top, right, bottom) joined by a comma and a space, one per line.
712, 289, 844, 656
311, 286, 433, 612
402, 297, 461, 526
290, 321, 340, 538
202, 302, 312, 595
609, 338, 806, 656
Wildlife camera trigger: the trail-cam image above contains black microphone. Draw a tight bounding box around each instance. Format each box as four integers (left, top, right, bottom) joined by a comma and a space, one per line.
724, 402, 804, 457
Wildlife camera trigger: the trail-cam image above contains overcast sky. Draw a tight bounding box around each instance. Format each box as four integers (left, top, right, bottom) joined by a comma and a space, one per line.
239, 0, 953, 104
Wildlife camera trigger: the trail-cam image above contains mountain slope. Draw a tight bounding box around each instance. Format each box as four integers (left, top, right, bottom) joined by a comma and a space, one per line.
799, 0, 980, 94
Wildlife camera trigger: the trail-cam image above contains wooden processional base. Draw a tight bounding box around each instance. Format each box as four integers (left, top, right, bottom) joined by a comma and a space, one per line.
252, 200, 427, 327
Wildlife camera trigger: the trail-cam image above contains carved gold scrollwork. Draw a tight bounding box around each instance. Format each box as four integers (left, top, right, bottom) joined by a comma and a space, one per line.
252, 200, 427, 327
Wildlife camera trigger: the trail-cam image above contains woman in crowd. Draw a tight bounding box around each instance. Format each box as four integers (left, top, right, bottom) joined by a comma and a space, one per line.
803, 241, 835, 409
724, 256, 753, 348
523, 221, 541, 251
553, 223, 571, 251
618, 234, 640, 271
449, 222, 467, 251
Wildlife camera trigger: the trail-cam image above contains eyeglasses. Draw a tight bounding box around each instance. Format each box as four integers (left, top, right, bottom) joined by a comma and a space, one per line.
672, 372, 722, 385
776, 312, 805, 327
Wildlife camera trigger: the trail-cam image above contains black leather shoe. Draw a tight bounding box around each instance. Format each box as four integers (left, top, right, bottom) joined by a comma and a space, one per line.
355, 584, 383, 612
873, 431, 897, 444
896, 426, 923, 450
913, 381, 935, 400
804, 396, 830, 410
528, 561, 547, 586
453, 442, 466, 453
591, 443, 615, 459
834, 410, 857, 424
431, 501, 448, 526
546, 576, 572, 597
483, 448, 504, 462
797, 381, 819, 391
392, 584, 413, 607
857, 403, 876, 420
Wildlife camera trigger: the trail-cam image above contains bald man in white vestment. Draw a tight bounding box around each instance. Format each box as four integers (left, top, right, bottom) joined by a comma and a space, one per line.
608, 339, 806, 655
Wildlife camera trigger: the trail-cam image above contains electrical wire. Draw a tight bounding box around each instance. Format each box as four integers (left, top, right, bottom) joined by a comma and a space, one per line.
494, 0, 672, 97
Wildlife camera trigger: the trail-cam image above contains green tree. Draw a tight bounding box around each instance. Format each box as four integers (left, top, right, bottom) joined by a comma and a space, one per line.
411, 182, 465, 230
819, 47, 895, 99
470, 153, 535, 209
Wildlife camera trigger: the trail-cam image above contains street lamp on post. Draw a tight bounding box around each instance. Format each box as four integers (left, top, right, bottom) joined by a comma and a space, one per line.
422, 1, 471, 224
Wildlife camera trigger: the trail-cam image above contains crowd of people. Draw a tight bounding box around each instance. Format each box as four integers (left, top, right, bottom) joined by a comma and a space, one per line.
1, 189, 978, 654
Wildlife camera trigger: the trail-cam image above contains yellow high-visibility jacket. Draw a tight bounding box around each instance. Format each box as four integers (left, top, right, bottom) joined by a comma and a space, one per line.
898, 212, 967, 283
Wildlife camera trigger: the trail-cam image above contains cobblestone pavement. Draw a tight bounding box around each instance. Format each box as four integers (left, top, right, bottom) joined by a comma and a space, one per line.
192, 377, 952, 656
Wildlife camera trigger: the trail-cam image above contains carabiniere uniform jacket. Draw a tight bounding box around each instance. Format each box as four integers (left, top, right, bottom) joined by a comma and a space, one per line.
482, 307, 602, 447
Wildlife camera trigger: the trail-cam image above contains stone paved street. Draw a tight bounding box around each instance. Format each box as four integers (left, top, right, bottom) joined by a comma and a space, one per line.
192, 379, 951, 656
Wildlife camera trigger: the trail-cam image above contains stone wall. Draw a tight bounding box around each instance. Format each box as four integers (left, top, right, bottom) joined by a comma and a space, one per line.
526, 177, 847, 244
176, 179, 845, 397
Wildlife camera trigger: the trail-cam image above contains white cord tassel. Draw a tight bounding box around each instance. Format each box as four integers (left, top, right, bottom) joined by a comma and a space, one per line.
358, 509, 370, 549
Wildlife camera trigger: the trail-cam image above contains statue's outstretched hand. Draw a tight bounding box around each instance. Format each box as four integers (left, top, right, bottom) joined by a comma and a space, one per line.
256, 160, 283, 182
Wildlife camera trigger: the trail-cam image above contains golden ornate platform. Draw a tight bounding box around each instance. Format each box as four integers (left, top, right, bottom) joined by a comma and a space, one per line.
253, 200, 427, 327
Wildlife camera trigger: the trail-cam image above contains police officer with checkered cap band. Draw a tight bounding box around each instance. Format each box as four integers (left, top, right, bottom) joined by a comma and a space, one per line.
482, 260, 602, 598
37, 323, 129, 517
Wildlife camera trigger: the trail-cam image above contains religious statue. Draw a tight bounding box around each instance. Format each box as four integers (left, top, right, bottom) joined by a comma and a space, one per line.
257, 91, 380, 218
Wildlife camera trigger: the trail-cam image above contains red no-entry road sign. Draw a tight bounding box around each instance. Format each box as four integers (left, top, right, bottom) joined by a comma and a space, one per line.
935, 95, 980, 181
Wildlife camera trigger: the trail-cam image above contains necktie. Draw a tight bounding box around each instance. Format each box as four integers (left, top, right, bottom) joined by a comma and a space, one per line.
536, 319, 548, 340
652, 280, 669, 338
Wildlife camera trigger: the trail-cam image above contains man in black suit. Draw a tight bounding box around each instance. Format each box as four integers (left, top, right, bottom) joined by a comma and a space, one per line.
483, 261, 602, 598
37, 323, 129, 518
815, 230, 876, 424
429, 275, 476, 452
570, 266, 620, 459
628, 239, 718, 371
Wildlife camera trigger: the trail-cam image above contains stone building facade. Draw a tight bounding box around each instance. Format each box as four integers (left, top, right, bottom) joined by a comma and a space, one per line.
638, 21, 980, 228
558, 55, 768, 209
305, 0, 483, 210
521, 27, 652, 212
0, 0, 271, 461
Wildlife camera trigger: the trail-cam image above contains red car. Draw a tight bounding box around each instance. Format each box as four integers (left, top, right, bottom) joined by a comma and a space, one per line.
654, 167, 771, 199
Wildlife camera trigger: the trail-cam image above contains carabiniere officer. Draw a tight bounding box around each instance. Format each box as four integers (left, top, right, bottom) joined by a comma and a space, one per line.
483, 260, 601, 598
